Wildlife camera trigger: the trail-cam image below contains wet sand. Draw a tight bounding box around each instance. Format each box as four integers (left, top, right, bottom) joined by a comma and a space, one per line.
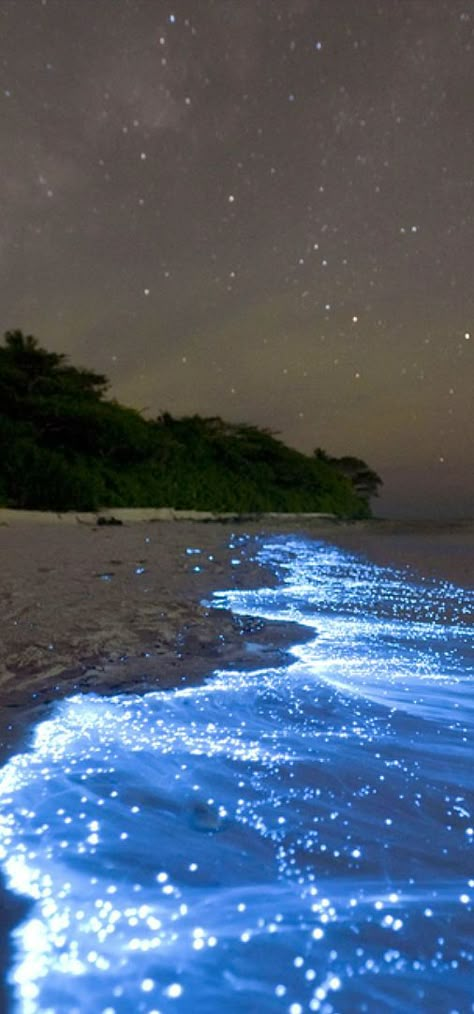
0, 511, 472, 764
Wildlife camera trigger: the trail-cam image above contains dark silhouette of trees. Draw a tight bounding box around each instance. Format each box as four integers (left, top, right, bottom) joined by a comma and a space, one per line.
314, 448, 382, 502
1, 329, 108, 399
0, 331, 380, 515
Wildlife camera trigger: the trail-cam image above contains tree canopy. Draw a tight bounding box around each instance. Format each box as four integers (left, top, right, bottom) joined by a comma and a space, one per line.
0, 330, 380, 516
314, 448, 382, 500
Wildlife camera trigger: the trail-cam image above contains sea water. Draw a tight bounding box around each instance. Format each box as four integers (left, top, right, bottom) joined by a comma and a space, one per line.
0, 537, 472, 1013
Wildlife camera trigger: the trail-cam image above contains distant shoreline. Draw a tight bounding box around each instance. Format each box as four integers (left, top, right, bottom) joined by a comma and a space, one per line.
0, 507, 472, 532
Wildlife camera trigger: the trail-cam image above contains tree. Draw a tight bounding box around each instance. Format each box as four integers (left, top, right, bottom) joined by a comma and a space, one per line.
314, 448, 382, 500
0, 330, 381, 515
1, 329, 108, 399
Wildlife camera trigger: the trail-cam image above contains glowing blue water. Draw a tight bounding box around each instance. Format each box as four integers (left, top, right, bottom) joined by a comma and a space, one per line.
0, 538, 473, 1013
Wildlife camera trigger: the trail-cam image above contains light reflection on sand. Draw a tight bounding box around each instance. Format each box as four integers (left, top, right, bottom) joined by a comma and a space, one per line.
0, 537, 472, 1012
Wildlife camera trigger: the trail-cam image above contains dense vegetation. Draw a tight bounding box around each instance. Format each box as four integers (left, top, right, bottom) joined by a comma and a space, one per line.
0, 331, 381, 516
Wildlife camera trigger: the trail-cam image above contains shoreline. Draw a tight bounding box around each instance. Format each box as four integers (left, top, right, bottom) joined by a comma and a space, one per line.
1, 506, 473, 530
0, 514, 472, 766
0, 520, 284, 764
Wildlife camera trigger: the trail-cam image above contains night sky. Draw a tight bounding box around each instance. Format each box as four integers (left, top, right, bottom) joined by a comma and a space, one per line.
1, 0, 472, 518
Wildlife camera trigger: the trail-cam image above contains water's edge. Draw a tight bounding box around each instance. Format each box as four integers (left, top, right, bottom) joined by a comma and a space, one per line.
0, 536, 472, 1013
0, 536, 304, 1013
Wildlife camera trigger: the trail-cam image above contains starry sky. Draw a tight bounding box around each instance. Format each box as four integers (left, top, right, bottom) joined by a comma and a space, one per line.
1, 0, 473, 518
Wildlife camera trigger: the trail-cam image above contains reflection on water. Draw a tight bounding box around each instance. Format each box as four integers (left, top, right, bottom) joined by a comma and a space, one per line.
0, 538, 473, 1013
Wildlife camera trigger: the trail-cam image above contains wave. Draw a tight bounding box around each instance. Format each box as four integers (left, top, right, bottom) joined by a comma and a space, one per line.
0, 537, 472, 1012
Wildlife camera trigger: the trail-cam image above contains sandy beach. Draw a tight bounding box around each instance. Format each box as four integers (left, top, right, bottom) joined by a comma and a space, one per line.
0, 510, 472, 764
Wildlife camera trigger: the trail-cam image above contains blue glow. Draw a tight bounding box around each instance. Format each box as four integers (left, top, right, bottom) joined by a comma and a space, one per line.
0, 538, 472, 1012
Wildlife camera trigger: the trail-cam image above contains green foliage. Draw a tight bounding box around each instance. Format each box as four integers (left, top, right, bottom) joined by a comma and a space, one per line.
0, 331, 378, 516
314, 448, 382, 501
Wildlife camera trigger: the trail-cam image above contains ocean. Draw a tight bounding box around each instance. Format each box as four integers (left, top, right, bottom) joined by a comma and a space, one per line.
0, 536, 472, 1012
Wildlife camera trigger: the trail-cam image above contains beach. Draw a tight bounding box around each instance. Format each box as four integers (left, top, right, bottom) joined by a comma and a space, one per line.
0, 511, 472, 1012
0, 510, 471, 764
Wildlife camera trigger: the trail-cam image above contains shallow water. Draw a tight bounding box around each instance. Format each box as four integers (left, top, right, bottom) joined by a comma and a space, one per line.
0, 537, 473, 1013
